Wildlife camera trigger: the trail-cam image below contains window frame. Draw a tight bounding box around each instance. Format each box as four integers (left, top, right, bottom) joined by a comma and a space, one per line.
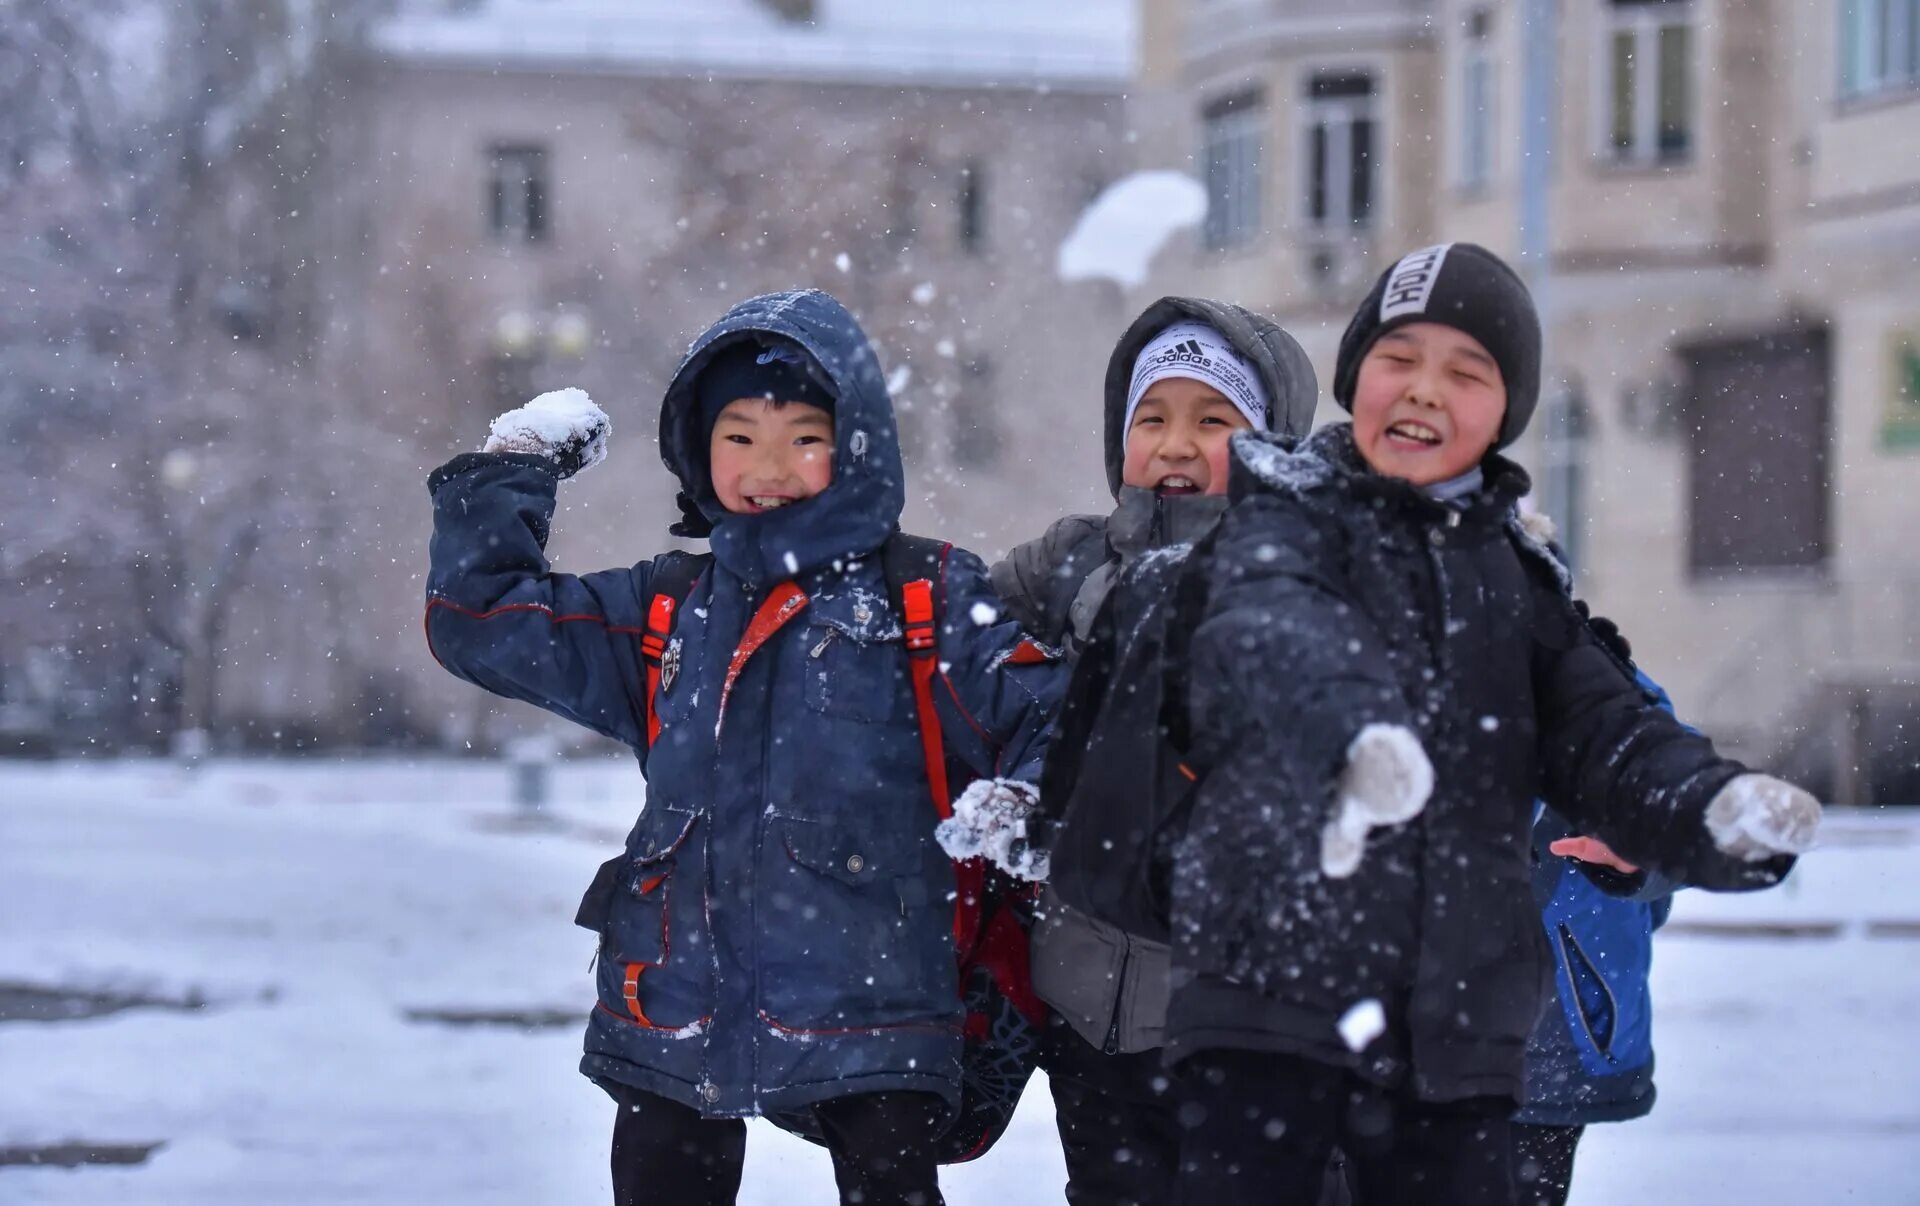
1536, 378, 1593, 574
1594, 0, 1696, 167
950, 356, 1003, 470
1841, 0, 1920, 100
1201, 89, 1265, 252
956, 160, 987, 255
486, 143, 550, 245
1457, 9, 1498, 193
1300, 69, 1379, 232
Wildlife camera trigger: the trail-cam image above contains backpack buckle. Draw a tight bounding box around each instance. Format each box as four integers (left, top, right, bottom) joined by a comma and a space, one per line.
901, 579, 936, 654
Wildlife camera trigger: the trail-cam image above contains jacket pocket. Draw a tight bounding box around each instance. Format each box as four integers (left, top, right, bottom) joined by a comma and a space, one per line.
596, 810, 710, 1033
1028, 895, 1125, 1047
1556, 923, 1618, 1060
759, 818, 955, 1031
801, 613, 908, 725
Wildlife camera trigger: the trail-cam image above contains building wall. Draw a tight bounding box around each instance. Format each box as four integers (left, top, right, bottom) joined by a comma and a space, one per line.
1135, 0, 1920, 791
320, 60, 1129, 746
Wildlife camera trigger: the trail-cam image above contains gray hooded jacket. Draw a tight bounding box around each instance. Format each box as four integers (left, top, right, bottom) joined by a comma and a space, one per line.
990, 297, 1317, 1053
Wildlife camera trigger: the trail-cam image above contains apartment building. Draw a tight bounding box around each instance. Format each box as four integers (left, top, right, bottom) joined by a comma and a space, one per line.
309, 0, 1133, 747
1130, 0, 1920, 799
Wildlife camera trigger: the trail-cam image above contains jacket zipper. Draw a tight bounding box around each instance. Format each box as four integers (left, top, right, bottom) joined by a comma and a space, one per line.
1555, 922, 1620, 1061
1102, 933, 1132, 1054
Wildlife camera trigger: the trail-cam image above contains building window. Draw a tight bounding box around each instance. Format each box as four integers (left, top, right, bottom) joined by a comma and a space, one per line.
1537, 378, 1592, 573
1842, 0, 1920, 97
1201, 89, 1264, 251
487, 145, 548, 243
1304, 71, 1376, 229
1683, 328, 1831, 576
957, 161, 986, 254
952, 357, 1002, 469
1460, 10, 1496, 190
1601, 1, 1693, 164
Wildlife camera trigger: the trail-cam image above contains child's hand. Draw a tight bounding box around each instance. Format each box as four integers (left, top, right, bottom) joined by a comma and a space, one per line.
1550, 835, 1639, 873
1705, 774, 1822, 862
935, 779, 1050, 882
1322, 724, 1434, 878
483, 387, 610, 479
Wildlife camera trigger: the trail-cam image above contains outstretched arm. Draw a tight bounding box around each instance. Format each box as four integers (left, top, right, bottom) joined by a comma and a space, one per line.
1532, 591, 1812, 891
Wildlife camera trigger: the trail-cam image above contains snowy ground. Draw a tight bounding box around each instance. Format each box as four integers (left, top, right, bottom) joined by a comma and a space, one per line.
4, 758, 1917, 1204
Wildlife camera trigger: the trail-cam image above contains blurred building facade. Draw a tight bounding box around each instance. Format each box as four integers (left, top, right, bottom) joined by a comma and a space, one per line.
308, 0, 1134, 750
1130, 0, 1920, 800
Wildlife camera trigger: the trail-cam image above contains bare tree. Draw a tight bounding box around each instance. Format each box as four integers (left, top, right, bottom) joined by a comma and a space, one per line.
0, 0, 384, 753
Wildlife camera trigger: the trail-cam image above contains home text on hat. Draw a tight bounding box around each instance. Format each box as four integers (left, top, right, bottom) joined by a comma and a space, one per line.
1124, 320, 1272, 433
1380, 244, 1454, 322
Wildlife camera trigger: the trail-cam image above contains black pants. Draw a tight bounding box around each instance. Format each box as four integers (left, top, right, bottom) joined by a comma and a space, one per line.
1045, 1021, 1352, 1206
1511, 1123, 1584, 1206
609, 1086, 947, 1206
1043, 1018, 1183, 1205
1173, 1051, 1514, 1206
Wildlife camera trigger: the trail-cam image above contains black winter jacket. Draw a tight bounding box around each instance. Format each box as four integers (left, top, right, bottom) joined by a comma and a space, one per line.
1165, 423, 1793, 1105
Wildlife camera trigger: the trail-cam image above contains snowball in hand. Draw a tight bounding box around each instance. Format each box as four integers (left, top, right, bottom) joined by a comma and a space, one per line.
483, 387, 610, 479
935, 779, 1049, 882
1706, 774, 1821, 862
1321, 724, 1434, 879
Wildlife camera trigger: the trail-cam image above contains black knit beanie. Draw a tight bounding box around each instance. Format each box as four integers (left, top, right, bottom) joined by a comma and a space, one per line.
695, 337, 836, 441
1332, 242, 1542, 447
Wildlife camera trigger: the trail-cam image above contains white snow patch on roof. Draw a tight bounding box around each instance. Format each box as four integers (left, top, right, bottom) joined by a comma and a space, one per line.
376, 0, 1135, 88
1057, 171, 1208, 290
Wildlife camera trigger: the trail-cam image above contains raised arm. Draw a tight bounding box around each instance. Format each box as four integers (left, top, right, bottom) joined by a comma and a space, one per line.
425, 393, 653, 750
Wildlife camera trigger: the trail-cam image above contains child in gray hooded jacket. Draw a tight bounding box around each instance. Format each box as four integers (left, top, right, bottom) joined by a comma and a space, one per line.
980, 297, 1318, 1205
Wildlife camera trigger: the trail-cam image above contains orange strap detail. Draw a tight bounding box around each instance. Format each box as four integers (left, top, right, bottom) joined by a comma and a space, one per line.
619, 873, 671, 1026
621, 962, 656, 1027
1002, 638, 1054, 666
715, 583, 809, 737
898, 576, 983, 955
641, 593, 678, 748
899, 579, 952, 821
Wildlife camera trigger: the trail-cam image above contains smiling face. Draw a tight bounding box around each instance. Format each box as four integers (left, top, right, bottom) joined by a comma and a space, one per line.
708, 398, 834, 515
1350, 322, 1508, 486
1121, 377, 1256, 497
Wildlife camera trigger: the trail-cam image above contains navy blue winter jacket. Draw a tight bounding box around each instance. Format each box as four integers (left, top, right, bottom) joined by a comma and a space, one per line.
425, 290, 1063, 1119
1519, 670, 1682, 1126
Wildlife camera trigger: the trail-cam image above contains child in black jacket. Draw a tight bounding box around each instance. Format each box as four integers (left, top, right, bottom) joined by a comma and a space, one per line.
1162, 244, 1819, 1205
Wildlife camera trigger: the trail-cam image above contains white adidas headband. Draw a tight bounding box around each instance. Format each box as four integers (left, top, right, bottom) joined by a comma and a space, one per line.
1124, 321, 1272, 434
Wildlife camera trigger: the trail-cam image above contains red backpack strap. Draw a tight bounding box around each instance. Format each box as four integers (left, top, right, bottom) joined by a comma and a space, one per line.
884, 534, 994, 959
880, 533, 955, 817
641, 552, 710, 749
899, 576, 952, 819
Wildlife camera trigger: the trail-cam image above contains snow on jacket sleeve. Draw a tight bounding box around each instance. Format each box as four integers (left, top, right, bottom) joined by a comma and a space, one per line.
425, 451, 652, 750
933, 545, 1068, 784
1530, 588, 1794, 892
1187, 493, 1416, 783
